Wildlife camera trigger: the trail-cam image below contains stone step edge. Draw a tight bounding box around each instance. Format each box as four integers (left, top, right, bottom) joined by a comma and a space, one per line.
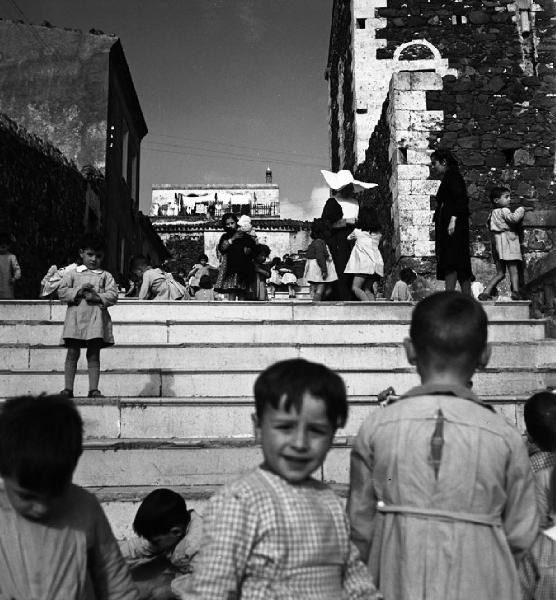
0, 318, 544, 326
0, 394, 533, 406
2, 340, 554, 349
90, 483, 350, 504
2, 366, 553, 376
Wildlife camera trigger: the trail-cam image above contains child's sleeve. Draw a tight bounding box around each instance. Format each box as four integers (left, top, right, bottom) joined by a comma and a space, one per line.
348, 420, 378, 564
10, 255, 21, 280
89, 497, 140, 600
137, 270, 152, 300
343, 539, 382, 599
99, 272, 119, 307
118, 535, 158, 568
501, 431, 540, 558
57, 271, 80, 304
502, 206, 525, 224
518, 542, 540, 600
182, 490, 257, 599
347, 229, 358, 241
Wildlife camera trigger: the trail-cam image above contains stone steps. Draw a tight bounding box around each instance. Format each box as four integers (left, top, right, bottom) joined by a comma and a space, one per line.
0, 366, 551, 399
1, 340, 554, 371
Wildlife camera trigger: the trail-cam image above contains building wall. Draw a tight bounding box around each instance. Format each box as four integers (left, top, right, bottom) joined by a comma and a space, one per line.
151, 184, 280, 219
0, 21, 113, 170
329, 0, 555, 290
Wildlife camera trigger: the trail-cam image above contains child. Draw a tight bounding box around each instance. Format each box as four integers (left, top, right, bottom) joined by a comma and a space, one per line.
0, 394, 138, 598
303, 218, 338, 301
524, 391, 556, 529
0, 234, 21, 299
267, 256, 282, 299
252, 244, 271, 301
344, 209, 384, 301
390, 267, 417, 302
187, 254, 216, 293
348, 292, 539, 600
280, 255, 298, 298
58, 235, 118, 398
40, 255, 81, 299
182, 359, 381, 599
193, 275, 216, 301
519, 464, 556, 600
131, 255, 187, 301
479, 186, 526, 301
120, 488, 203, 599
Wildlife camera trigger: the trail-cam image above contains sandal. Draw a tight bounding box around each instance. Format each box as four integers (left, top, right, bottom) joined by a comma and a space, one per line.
87, 389, 104, 398
477, 293, 491, 301
59, 389, 74, 398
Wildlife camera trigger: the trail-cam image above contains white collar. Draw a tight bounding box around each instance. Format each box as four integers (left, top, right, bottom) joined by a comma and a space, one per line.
76, 265, 103, 274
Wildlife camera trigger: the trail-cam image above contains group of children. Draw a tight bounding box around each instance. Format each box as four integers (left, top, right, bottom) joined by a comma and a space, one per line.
1, 290, 554, 599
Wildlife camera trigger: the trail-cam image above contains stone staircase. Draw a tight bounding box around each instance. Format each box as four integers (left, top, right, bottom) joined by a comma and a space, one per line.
0, 299, 554, 539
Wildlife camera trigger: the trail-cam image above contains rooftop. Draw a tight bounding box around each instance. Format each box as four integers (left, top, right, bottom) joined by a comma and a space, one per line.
153, 183, 279, 190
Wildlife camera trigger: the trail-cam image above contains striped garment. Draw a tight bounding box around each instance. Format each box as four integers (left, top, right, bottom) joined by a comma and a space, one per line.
519, 526, 556, 600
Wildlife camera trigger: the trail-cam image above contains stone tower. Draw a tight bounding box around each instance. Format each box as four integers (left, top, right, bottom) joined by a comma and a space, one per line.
327, 0, 555, 293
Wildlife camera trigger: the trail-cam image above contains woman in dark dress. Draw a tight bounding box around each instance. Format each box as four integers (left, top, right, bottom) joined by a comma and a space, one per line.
431, 149, 473, 295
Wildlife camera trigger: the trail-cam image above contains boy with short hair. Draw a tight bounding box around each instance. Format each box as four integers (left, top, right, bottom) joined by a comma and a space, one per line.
349, 292, 538, 600
479, 186, 526, 301
0, 394, 138, 599
181, 359, 380, 599
524, 391, 556, 529
120, 488, 203, 599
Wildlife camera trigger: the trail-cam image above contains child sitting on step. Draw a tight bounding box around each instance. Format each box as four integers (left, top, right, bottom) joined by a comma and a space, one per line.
58, 234, 118, 399
349, 292, 538, 600
120, 488, 203, 600
524, 390, 556, 529
132, 255, 187, 301
390, 267, 417, 302
0, 394, 138, 599
181, 358, 381, 599
187, 254, 216, 294
193, 275, 216, 301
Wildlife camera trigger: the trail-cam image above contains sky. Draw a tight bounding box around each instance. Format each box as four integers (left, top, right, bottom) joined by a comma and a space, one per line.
0, 0, 334, 219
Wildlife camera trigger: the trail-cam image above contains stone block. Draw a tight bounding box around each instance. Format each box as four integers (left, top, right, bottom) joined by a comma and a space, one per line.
414, 240, 435, 257
392, 109, 411, 130
393, 91, 427, 111
397, 194, 432, 211
406, 148, 432, 165
409, 110, 444, 131
411, 179, 439, 195
392, 71, 411, 91
396, 164, 430, 180
409, 71, 443, 90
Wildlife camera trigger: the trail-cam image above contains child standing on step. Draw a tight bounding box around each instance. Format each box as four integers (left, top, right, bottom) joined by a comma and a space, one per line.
0, 394, 138, 599
479, 186, 527, 301
348, 292, 538, 600
344, 209, 384, 301
58, 235, 118, 399
304, 219, 338, 301
181, 359, 381, 599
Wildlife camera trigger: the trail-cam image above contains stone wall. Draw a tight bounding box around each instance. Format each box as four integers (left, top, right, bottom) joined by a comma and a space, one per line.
0, 114, 99, 298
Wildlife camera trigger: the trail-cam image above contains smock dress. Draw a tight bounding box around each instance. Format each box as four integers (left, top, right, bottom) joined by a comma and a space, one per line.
138, 268, 186, 300
0, 481, 138, 600
58, 266, 118, 347
488, 206, 525, 262
433, 168, 473, 282
304, 239, 338, 284
344, 229, 384, 276
349, 383, 539, 600
183, 467, 379, 599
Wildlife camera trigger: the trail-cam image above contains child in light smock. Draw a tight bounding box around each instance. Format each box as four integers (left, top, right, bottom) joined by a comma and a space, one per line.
344, 209, 384, 301
479, 186, 527, 301
58, 235, 118, 399
179, 359, 381, 599
132, 255, 187, 300
0, 394, 138, 599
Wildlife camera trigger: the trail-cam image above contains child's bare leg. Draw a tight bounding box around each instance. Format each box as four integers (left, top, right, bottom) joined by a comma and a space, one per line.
288, 284, 296, 298
352, 276, 369, 301
482, 261, 506, 297
86, 342, 101, 393
64, 343, 80, 393
445, 271, 458, 291
508, 262, 520, 294
312, 283, 325, 301
323, 284, 333, 300
459, 278, 473, 297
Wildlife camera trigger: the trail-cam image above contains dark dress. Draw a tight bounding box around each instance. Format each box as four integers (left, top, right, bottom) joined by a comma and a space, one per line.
214, 232, 256, 293
433, 167, 473, 281
325, 220, 355, 301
